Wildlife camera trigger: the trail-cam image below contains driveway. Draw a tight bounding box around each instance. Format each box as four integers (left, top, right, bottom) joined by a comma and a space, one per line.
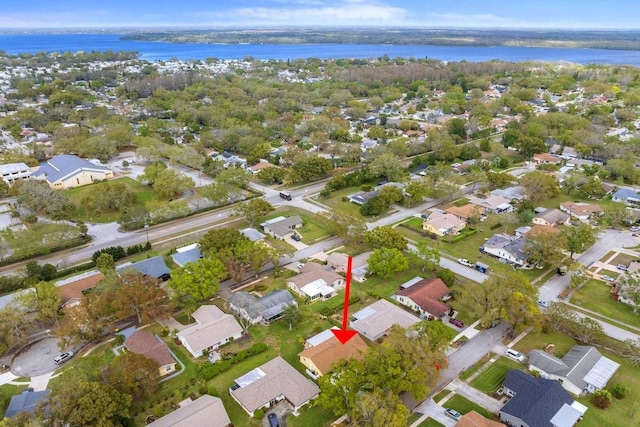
263, 400, 292, 427
10, 337, 78, 377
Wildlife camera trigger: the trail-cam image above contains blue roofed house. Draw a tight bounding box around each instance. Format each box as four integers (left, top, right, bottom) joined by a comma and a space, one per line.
5, 389, 50, 419
116, 256, 172, 282
612, 188, 640, 207
499, 370, 587, 427
171, 244, 203, 268
32, 154, 113, 189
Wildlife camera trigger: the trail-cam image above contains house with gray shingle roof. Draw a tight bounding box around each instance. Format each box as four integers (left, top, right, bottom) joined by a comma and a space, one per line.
260, 216, 302, 240
480, 233, 529, 266
176, 305, 243, 358
116, 256, 171, 282
32, 154, 113, 189
5, 389, 50, 419
528, 345, 619, 395
147, 395, 231, 427
228, 289, 297, 325
612, 188, 640, 207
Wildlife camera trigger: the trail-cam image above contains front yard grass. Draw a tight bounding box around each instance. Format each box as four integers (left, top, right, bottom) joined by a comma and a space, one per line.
570, 279, 640, 330
0, 384, 27, 416
286, 405, 336, 427
315, 187, 366, 218
444, 394, 495, 420
470, 356, 523, 395
432, 389, 451, 403
611, 252, 638, 266
417, 418, 445, 427
512, 330, 577, 357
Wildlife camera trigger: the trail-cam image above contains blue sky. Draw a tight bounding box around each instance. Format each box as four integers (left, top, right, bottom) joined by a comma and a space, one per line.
1, 0, 638, 29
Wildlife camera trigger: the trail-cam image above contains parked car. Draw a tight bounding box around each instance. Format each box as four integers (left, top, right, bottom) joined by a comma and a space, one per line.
630, 226, 640, 232
296, 263, 305, 269
54, 351, 74, 365
444, 408, 462, 421
537, 300, 549, 309
556, 266, 568, 275
600, 274, 615, 282
617, 264, 628, 271
505, 348, 525, 362
449, 318, 464, 328
457, 259, 475, 268
267, 413, 280, 427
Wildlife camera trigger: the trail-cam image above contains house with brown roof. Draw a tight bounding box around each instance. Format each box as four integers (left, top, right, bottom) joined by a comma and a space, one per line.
559, 202, 603, 221
124, 330, 177, 376
525, 224, 562, 237
533, 153, 562, 165
533, 208, 570, 226
468, 194, 513, 214
457, 411, 504, 427
56, 271, 104, 310
422, 210, 466, 237
230, 356, 320, 417
392, 278, 451, 319
147, 395, 231, 427
350, 299, 421, 341
286, 262, 345, 302
177, 305, 243, 358
298, 328, 368, 378
446, 204, 485, 221
326, 252, 371, 282
246, 160, 277, 175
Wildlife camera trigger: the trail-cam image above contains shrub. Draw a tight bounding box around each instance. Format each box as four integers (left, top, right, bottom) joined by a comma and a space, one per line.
592, 389, 613, 409
254, 409, 265, 419
490, 222, 502, 230
197, 343, 269, 380
437, 268, 456, 287
611, 384, 630, 400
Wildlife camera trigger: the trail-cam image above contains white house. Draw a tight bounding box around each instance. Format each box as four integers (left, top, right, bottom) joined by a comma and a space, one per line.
177, 305, 243, 358
32, 154, 113, 189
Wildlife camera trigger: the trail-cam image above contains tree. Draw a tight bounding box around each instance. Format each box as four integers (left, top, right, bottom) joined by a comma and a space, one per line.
524, 230, 566, 268
403, 180, 429, 207
56, 292, 110, 347
47, 380, 131, 427
137, 161, 168, 185
200, 182, 229, 205
520, 170, 560, 204
281, 303, 301, 331
369, 152, 405, 182
103, 353, 159, 401
367, 248, 409, 279
517, 136, 546, 160
112, 271, 173, 324
562, 223, 597, 260
377, 185, 404, 207
447, 118, 467, 142
217, 167, 249, 189
321, 209, 366, 244
256, 166, 289, 185
617, 272, 640, 313
169, 257, 226, 302
359, 195, 388, 217
233, 199, 274, 227
592, 389, 613, 409
408, 242, 440, 273
581, 177, 607, 199
200, 229, 248, 253
364, 226, 407, 251
95, 253, 115, 274
153, 168, 195, 198
34, 281, 61, 327
486, 171, 515, 189
289, 156, 332, 182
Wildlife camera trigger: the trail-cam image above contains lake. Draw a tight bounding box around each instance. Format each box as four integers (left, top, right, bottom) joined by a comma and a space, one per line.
2, 33, 640, 65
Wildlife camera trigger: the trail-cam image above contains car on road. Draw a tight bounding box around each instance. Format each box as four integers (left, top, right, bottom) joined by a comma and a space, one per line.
617, 264, 628, 271
444, 408, 462, 421
600, 274, 615, 282
267, 413, 280, 427
457, 259, 475, 268
54, 351, 74, 365
449, 318, 464, 328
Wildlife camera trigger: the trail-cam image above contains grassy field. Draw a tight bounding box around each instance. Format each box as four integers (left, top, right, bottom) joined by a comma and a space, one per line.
316, 187, 366, 218
571, 279, 640, 330
444, 394, 495, 419
470, 356, 523, 395
417, 418, 445, 427
64, 177, 163, 223
512, 330, 577, 357
0, 384, 27, 417
460, 354, 491, 381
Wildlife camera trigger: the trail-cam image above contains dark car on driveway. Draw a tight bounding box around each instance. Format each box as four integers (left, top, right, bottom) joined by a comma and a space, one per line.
268, 413, 280, 427
449, 318, 464, 328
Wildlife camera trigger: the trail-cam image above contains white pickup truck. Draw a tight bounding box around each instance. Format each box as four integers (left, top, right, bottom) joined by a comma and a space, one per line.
457, 259, 475, 268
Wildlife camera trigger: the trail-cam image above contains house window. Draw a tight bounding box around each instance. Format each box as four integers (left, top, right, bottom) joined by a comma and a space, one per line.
166, 366, 172, 372
76, 178, 80, 185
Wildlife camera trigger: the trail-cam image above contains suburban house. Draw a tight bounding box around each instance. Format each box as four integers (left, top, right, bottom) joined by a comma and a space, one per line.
228, 289, 297, 325
612, 269, 640, 307
170, 244, 203, 268
212, 151, 247, 169
481, 233, 528, 266
4, 389, 50, 419
392, 278, 451, 319
298, 328, 369, 378
55, 270, 104, 310
240, 227, 266, 242
347, 189, 378, 205
612, 188, 640, 207
0, 162, 32, 186
326, 252, 371, 280
533, 208, 571, 226
229, 356, 320, 417
525, 224, 562, 238
559, 202, 604, 221
533, 153, 563, 165
491, 186, 524, 202
147, 395, 231, 427
528, 346, 620, 395
177, 305, 243, 358
422, 210, 466, 237
468, 194, 513, 214
499, 370, 586, 427
286, 262, 345, 302
350, 299, 421, 341
451, 159, 477, 175
124, 330, 177, 376
260, 216, 303, 240
457, 411, 504, 427
116, 256, 172, 282
32, 154, 113, 189
246, 160, 275, 175
445, 204, 485, 222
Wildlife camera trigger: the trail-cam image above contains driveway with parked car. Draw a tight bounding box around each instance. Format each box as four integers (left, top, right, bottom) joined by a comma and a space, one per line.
10, 336, 78, 377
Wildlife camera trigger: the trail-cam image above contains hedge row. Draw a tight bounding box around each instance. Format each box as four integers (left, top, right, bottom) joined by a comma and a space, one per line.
319, 295, 361, 317
198, 342, 268, 381
91, 241, 151, 263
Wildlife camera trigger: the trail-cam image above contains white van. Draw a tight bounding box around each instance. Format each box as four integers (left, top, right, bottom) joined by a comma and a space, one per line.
505, 348, 525, 362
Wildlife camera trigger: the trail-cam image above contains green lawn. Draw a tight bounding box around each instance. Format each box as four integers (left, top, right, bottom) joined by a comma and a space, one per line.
417, 418, 445, 427
0, 384, 27, 416
286, 405, 336, 427
258, 206, 330, 245
64, 177, 163, 223
403, 216, 424, 231
571, 279, 640, 330
460, 354, 491, 381
470, 356, 523, 395
443, 394, 495, 419
512, 330, 577, 357
316, 187, 366, 218
432, 389, 451, 403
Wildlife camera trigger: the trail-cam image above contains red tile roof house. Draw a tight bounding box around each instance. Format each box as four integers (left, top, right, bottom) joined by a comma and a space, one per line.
559, 201, 604, 221
124, 329, 177, 376
56, 271, 104, 310
392, 278, 451, 319
533, 153, 563, 165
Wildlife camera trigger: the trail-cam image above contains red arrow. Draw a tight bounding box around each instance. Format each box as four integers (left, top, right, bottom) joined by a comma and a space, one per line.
332, 256, 357, 345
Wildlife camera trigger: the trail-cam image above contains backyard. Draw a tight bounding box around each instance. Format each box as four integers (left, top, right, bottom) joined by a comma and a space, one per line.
570, 279, 640, 330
